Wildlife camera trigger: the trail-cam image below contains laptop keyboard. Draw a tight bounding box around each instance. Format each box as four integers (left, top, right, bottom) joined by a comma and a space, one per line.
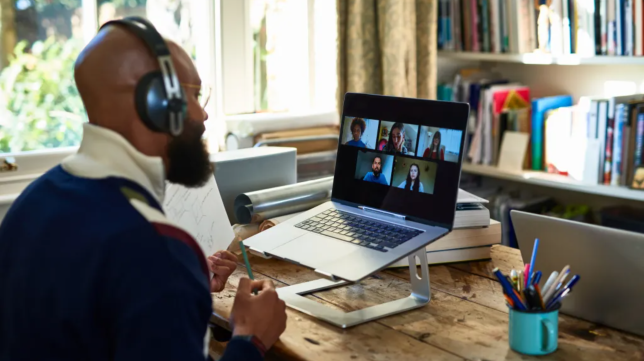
294, 209, 424, 252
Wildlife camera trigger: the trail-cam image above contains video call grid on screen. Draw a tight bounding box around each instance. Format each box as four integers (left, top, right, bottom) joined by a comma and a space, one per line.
333, 95, 469, 228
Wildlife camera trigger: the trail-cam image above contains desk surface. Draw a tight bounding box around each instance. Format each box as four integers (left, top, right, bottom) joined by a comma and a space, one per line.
211, 245, 644, 360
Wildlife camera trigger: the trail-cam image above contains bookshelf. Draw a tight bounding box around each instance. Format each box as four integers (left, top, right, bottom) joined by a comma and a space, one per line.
461, 163, 644, 202
438, 51, 644, 66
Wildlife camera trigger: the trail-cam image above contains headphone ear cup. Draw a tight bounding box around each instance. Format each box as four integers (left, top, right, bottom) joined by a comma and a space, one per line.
135, 71, 167, 133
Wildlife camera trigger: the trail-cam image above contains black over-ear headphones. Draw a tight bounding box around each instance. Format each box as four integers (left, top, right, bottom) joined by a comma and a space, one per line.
99, 16, 186, 136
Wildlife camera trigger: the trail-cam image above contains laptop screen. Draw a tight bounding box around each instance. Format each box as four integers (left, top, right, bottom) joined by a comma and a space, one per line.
332, 93, 469, 229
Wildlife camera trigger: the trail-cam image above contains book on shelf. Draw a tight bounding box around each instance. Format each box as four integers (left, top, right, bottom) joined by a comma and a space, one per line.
531, 95, 574, 170
387, 220, 501, 268
437, 0, 644, 57
604, 94, 644, 185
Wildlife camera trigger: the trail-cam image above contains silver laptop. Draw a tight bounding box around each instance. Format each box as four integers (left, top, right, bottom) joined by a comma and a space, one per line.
511, 210, 644, 336
244, 93, 470, 282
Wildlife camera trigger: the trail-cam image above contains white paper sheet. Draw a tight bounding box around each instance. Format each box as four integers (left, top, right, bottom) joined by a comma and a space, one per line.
498, 131, 530, 172
163, 175, 235, 257
457, 189, 489, 204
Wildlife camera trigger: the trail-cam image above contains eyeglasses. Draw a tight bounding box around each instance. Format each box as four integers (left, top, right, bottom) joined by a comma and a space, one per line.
181, 83, 212, 109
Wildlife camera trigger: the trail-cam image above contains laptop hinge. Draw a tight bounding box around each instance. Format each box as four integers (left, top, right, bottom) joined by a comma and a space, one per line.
248, 247, 272, 259
314, 269, 339, 282
359, 206, 406, 220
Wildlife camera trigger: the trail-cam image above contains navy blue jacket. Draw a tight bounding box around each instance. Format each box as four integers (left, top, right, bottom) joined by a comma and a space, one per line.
0, 164, 261, 360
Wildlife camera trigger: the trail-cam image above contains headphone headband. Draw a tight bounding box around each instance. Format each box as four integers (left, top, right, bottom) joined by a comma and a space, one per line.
99, 16, 185, 136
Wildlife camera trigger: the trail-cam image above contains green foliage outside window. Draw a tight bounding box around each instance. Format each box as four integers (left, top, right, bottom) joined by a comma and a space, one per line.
0, 37, 86, 153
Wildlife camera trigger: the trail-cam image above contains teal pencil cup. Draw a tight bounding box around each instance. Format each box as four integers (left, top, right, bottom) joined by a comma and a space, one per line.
508, 307, 559, 356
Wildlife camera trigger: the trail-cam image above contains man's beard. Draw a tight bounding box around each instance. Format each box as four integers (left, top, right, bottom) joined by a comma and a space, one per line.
166, 120, 212, 187
373, 169, 381, 177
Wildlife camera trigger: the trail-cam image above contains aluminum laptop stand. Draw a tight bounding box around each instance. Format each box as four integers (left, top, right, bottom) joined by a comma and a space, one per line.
275, 248, 431, 328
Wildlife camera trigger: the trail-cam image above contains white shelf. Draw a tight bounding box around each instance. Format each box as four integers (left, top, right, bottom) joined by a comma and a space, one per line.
438, 51, 644, 65
461, 163, 644, 202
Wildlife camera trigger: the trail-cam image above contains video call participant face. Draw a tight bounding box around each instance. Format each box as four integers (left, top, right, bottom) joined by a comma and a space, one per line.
433, 132, 441, 148
352, 122, 363, 141
347, 117, 367, 148
409, 164, 419, 181
362, 155, 389, 185
385, 122, 407, 154
391, 125, 404, 150
372, 156, 382, 175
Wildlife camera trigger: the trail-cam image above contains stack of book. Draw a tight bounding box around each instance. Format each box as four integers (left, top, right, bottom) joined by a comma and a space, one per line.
388, 189, 500, 267
438, 0, 644, 57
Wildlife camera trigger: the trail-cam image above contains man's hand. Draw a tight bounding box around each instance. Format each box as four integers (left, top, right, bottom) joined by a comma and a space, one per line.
207, 250, 238, 293
230, 278, 287, 350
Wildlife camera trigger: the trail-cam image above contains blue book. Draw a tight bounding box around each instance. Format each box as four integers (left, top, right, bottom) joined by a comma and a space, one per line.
531, 95, 574, 170
611, 104, 627, 185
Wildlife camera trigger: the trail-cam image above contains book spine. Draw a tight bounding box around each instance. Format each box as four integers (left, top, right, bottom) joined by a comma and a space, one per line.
604, 117, 614, 184
608, 0, 616, 54
636, 0, 644, 55
570, 0, 577, 53
451, 0, 456, 50
563, 0, 571, 54
482, 0, 490, 52
604, 99, 617, 184
490, 0, 501, 54
587, 0, 596, 56
595, 0, 602, 54
600, 0, 608, 54
588, 100, 599, 138
498, 0, 507, 52
518, 0, 531, 53
464, 0, 471, 51
472, 0, 480, 52
502, 0, 510, 52
616, 0, 623, 55
621, 124, 631, 186
509, 0, 518, 53
635, 108, 644, 167
611, 104, 626, 185
626, 0, 634, 56
597, 100, 609, 181
438, 1, 444, 48
454, 0, 462, 51
528, 0, 537, 51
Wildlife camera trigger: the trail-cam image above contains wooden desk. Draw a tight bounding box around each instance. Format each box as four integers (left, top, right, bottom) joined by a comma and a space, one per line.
211, 245, 644, 360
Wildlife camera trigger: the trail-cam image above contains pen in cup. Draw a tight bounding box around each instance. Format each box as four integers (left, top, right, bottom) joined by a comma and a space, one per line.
532, 270, 542, 286
543, 271, 559, 292
494, 268, 527, 311
543, 265, 570, 304
527, 238, 539, 285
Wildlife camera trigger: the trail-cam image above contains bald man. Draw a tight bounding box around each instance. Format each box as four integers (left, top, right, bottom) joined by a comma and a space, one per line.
0, 20, 286, 361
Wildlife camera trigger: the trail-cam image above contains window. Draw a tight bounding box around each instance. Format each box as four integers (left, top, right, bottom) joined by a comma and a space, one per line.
0, 0, 337, 156
223, 0, 337, 115
0, 0, 85, 153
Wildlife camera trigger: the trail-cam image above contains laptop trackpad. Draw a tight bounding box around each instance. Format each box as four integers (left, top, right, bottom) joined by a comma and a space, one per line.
272, 234, 358, 269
